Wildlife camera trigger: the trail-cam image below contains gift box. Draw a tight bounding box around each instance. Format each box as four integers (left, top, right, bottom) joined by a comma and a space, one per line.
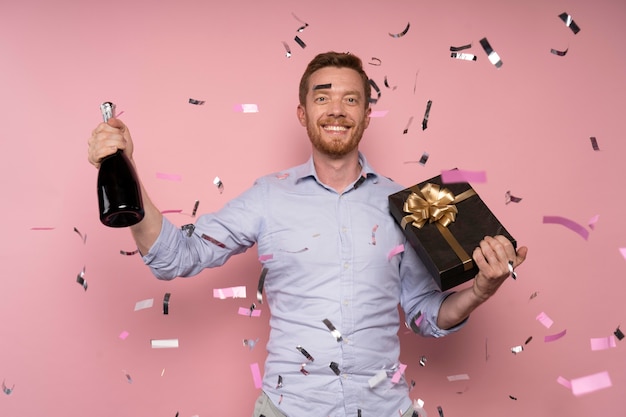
388, 173, 516, 291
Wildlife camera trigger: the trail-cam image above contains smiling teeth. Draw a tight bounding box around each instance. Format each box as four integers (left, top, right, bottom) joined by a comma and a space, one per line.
324, 125, 348, 131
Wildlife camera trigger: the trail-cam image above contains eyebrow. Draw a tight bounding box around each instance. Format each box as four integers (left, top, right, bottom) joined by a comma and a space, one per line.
312, 83, 332, 90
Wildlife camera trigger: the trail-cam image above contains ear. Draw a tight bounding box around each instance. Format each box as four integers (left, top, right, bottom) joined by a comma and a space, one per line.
296, 104, 306, 126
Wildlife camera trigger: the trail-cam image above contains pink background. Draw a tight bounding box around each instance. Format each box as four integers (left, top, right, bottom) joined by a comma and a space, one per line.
1, 0, 625, 416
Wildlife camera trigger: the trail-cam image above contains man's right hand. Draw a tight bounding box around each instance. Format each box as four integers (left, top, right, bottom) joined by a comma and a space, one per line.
88, 118, 134, 169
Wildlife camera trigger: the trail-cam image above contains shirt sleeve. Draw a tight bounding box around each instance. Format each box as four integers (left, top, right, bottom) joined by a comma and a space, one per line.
142, 180, 265, 280
399, 242, 467, 337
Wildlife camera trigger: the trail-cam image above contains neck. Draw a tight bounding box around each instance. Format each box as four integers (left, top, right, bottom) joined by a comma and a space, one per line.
312, 150, 362, 193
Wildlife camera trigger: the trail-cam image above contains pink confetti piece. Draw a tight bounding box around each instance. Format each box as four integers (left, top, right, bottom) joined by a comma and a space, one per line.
414, 313, 424, 328
544, 329, 567, 342
557, 376, 572, 389
447, 374, 470, 381
370, 110, 389, 118
234, 104, 259, 113
571, 371, 612, 396
441, 169, 487, 184
161, 209, 183, 214
213, 286, 247, 299
588, 214, 599, 230
542, 216, 589, 240
275, 173, 289, 180
620, 248, 626, 260
250, 363, 263, 388
259, 254, 274, 262
536, 311, 554, 328
391, 363, 407, 384
118, 331, 129, 340
590, 335, 616, 351
30, 227, 55, 230
156, 172, 182, 181
134, 298, 154, 311
238, 307, 261, 317
387, 244, 404, 260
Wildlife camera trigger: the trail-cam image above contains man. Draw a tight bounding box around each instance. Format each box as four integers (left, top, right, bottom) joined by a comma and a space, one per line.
88, 51, 527, 417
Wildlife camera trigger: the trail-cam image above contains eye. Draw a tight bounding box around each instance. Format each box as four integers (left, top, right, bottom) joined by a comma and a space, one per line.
314, 96, 327, 103
346, 97, 358, 105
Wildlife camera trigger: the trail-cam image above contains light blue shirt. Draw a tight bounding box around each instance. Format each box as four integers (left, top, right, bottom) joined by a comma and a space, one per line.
143, 153, 463, 417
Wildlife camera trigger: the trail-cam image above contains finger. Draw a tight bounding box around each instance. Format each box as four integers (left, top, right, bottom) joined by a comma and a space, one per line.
515, 246, 529, 268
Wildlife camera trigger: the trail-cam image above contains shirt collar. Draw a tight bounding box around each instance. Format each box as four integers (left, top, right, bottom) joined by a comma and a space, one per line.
294, 152, 379, 185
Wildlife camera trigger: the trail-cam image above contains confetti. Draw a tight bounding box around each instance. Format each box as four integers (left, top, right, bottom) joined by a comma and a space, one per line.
188, 98, 205, 105
387, 244, 404, 260
181, 224, 195, 237
451, 52, 477, 61
2, 380, 15, 395
279, 247, 308, 254
383, 76, 397, 90
368, 57, 382, 66
330, 362, 341, 376
161, 209, 183, 215
120, 248, 139, 256
479, 37, 502, 68
620, 249, 626, 262
419, 356, 427, 366
370, 224, 379, 245
30, 227, 55, 230
134, 298, 154, 311
151, 339, 179, 348
509, 395, 517, 401
437, 406, 444, 417
391, 363, 407, 384
588, 214, 599, 230
389, 22, 410, 38
368, 369, 387, 388
368, 79, 381, 104
418, 152, 429, 166
243, 338, 259, 350
163, 292, 171, 315
542, 215, 589, 240
529, 291, 539, 300
550, 47, 569, 57
323, 318, 343, 342
525, 336, 533, 345
234, 104, 259, 113
402, 117, 414, 134
544, 329, 567, 342
508, 260, 517, 280
122, 370, 133, 384
590, 335, 617, 351
257, 268, 268, 303
511, 345, 523, 354
300, 363, 309, 375
505, 190, 522, 204
73, 227, 87, 244
282, 41, 292, 58
76, 266, 87, 291
119, 331, 129, 340
296, 345, 314, 362
294, 35, 306, 49
238, 306, 261, 317
156, 172, 182, 181
615, 326, 625, 340
276, 375, 283, 388
213, 286, 247, 299
450, 43, 472, 52
191, 200, 200, 217
447, 374, 470, 381
291, 12, 308, 32
557, 376, 572, 389
213, 176, 224, 193
589, 136, 600, 151
536, 311, 554, 328
250, 363, 263, 388
421, 100, 432, 130
441, 169, 487, 184
559, 12, 581, 34
258, 254, 273, 262
201, 233, 227, 248
571, 371, 612, 396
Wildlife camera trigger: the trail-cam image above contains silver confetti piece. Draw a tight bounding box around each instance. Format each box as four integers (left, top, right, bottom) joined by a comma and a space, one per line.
389, 22, 410, 38
614, 326, 624, 341
511, 345, 523, 354
550, 47, 569, 57
76, 266, 87, 291
191, 200, 200, 216
368, 79, 381, 104
450, 43, 472, 52
282, 41, 292, 58
403, 116, 413, 134
181, 224, 195, 237
300, 364, 309, 375
329, 362, 341, 376
418, 152, 429, 166
294, 35, 306, 49
296, 345, 314, 362
419, 356, 427, 366
73, 227, 87, 244
323, 319, 343, 342
163, 292, 171, 315
451, 52, 477, 61
257, 267, 268, 304
120, 248, 139, 256
479, 37, 502, 68
2, 380, 15, 395
188, 98, 205, 105
559, 12, 580, 34
213, 176, 224, 193
422, 100, 432, 130
368, 57, 382, 66
505, 190, 523, 204
590, 136, 600, 151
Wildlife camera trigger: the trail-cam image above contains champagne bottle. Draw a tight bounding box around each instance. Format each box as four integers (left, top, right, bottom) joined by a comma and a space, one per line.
97, 102, 145, 227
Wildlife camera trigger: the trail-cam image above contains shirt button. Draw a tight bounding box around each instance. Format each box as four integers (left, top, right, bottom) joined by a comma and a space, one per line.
341, 227, 348, 233
343, 263, 349, 269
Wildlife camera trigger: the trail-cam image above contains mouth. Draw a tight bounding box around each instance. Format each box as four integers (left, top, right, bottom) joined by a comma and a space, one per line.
322, 124, 351, 133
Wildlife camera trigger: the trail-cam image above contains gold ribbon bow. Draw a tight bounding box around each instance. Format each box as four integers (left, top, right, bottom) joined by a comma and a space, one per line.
400, 182, 477, 272
400, 183, 459, 229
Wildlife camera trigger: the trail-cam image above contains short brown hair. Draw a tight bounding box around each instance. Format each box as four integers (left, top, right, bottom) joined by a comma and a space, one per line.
298, 51, 371, 108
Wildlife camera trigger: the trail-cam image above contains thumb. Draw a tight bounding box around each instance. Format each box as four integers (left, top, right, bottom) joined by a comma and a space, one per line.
106, 117, 127, 133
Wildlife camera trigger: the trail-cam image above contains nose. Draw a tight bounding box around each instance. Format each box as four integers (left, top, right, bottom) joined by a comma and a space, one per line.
326, 98, 346, 117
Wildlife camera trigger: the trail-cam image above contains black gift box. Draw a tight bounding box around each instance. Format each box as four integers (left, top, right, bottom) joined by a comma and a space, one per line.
388, 173, 516, 291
